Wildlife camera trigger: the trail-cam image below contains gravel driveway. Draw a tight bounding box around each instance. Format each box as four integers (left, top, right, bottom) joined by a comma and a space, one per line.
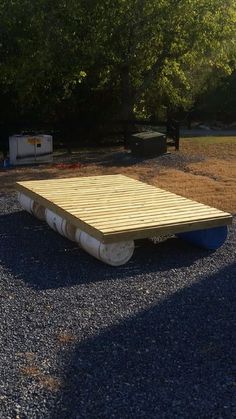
0, 193, 235, 419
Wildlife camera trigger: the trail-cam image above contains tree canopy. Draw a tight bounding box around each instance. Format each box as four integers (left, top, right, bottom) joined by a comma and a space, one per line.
0, 0, 235, 138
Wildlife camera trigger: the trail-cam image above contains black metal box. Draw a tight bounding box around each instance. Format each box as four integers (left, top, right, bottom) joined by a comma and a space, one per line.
130, 131, 167, 157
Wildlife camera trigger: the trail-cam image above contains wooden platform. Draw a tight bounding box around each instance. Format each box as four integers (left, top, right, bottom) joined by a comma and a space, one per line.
16, 175, 232, 243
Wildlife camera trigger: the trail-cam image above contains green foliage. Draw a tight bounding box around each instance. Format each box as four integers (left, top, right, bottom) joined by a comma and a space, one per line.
195, 70, 236, 120
0, 0, 235, 130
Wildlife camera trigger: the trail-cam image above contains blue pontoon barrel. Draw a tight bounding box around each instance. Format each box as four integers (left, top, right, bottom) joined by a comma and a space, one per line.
177, 226, 228, 250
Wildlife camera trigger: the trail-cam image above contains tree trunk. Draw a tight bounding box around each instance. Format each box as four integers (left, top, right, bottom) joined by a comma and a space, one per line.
120, 66, 135, 148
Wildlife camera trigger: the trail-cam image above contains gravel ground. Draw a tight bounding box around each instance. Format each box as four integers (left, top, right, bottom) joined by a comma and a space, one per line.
0, 193, 235, 419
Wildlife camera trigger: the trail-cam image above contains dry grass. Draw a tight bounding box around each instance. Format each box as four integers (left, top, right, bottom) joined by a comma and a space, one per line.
20, 365, 62, 391
19, 351, 63, 391
182, 137, 236, 159
21, 365, 41, 377
36, 375, 62, 391
155, 138, 236, 212
149, 168, 235, 212
1, 136, 235, 213
56, 332, 77, 344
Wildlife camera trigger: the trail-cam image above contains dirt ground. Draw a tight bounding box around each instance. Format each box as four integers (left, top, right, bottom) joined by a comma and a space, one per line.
1, 137, 235, 214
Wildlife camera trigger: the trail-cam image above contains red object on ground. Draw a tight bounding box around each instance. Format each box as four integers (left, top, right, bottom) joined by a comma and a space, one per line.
54, 163, 82, 169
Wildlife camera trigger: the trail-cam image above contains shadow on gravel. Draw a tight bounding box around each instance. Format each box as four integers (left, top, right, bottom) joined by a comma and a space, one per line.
53, 262, 236, 419
0, 211, 211, 290
80, 150, 146, 167
54, 150, 146, 167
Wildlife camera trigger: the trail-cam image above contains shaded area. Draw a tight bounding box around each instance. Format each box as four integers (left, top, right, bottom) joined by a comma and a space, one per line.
52, 148, 205, 169
53, 263, 236, 418
0, 210, 213, 290
0, 198, 235, 418
68, 149, 146, 168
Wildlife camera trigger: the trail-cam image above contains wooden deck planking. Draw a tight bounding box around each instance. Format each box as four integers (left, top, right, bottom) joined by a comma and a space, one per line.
16, 175, 232, 243
79, 210, 229, 225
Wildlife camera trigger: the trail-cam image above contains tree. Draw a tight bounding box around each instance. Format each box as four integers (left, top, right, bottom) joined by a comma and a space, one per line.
86, 0, 236, 122
0, 0, 235, 142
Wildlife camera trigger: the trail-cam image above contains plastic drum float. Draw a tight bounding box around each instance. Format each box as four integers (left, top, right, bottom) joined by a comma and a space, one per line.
18, 192, 134, 266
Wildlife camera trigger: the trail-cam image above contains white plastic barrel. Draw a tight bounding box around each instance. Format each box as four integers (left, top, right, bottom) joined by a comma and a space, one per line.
32, 201, 45, 220
63, 221, 77, 241
18, 192, 46, 220
44, 209, 134, 265
75, 228, 134, 266
18, 192, 34, 213
45, 209, 76, 241
45, 209, 64, 234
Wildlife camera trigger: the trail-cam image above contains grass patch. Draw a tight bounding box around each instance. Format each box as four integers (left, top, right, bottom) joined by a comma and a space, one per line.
21, 364, 63, 391
183, 136, 236, 144
56, 332, 77, 344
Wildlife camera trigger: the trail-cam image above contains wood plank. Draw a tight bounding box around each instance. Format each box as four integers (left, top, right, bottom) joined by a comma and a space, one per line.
78, 208, 228, 224
93, 213, 230, 231
52, 196, 186, 206
63, 202, 226, 216
71, 202, 225, 216
32, 193, 188, 202
25, 184, 165, 192
66, 204, 219, 218
60, 197, 215, 209
26, 184, 154, 192
42, 191, 193, 201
